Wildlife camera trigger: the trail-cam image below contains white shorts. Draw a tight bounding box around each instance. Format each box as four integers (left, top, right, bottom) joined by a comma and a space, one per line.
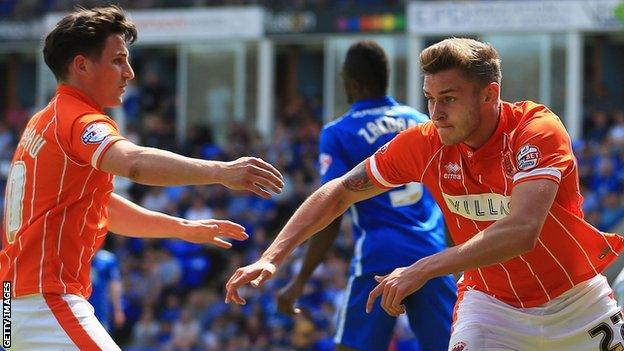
449, 274, 624, 351
9, 293, 120, 350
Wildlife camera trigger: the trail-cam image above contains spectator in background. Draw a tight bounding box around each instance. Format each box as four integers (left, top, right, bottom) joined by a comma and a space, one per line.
121, 80, 141, 126
185, 194, 214, 221
599, 193, 624, 231
90, 249, 126, 332
130, 308, 160, 350
156, 248, 182, 288
586, 110, 611, 143
0, 121, 15, 159
166, 308, 201, 351
141, 187, 173, 212
5, 102, 29, 132
140, 70, 168, 114
142, 113, 177, 151
609, 109, 624, 147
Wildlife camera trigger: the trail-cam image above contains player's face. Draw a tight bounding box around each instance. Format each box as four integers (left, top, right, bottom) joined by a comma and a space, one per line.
85, 34, 135, 108
423, 69, 486, 146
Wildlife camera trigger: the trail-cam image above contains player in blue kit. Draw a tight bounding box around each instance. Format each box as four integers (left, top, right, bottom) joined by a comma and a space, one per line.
275, 40, 456, 351
89, 249, 125, 332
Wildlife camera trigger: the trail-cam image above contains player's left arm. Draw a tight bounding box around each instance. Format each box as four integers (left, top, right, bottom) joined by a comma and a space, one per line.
107, 193, 248, 248
417, 178, 557, 278
368, 178, 558, 316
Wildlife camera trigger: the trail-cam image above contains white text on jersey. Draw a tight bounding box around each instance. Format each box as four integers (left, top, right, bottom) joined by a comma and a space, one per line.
358, 116, 419, 145
19, 128, 46, 159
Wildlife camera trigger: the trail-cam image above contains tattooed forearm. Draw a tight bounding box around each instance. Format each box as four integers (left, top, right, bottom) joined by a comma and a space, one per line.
342, 163, 375, 192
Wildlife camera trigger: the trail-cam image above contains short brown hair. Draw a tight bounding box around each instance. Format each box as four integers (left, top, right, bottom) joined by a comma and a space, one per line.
43, 5, 137, 81
420, 38, 501, 87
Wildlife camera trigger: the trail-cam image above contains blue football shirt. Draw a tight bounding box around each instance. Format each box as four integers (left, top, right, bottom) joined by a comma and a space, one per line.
319, 96, 446, 276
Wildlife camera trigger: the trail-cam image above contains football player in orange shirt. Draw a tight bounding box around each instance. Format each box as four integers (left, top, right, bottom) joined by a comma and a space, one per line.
226, 38, 624, 350
1, 5, 283, 350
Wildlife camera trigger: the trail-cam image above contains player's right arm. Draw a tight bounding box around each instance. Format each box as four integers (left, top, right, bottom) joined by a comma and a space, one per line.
100, 139, 283, 199
225, 162, 385, 305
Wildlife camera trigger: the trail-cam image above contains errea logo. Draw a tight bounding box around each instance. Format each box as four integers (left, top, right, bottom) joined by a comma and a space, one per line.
444, 162, 462, 180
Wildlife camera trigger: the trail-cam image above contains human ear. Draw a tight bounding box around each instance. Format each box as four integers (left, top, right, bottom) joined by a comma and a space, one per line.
483, 82, 500, 103
484, 90, 493, 102
70, 55, 89, 77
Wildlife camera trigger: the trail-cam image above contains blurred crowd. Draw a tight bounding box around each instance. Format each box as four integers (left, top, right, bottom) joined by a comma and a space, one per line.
577, 109, 624, 232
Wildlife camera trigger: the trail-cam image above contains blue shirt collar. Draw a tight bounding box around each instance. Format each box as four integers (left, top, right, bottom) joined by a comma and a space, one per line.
350, 96, 399, 112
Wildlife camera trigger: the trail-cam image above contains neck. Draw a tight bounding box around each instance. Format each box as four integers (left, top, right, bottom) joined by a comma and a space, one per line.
60, 78, 102, 110
464, 101, 501, 149
354, 93, 385, 102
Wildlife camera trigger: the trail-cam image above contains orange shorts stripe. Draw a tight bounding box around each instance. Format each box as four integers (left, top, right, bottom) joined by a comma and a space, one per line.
43, 294, 101, 350
451, 284, 468, 333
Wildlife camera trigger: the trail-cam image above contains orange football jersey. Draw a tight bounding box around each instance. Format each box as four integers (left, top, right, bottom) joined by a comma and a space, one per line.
1, 84, 125, 298
366, 101, 624, 307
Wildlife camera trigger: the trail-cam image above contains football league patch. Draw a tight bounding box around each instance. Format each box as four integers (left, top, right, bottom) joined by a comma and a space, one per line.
516, 144, 541, 171
319, 153, 332, 176
81, 123, 112, 145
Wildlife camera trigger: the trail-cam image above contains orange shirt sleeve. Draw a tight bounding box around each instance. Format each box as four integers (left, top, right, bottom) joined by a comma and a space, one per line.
511, 106, 573, 186
63, 114, 125, 170
365, 124, 433, 189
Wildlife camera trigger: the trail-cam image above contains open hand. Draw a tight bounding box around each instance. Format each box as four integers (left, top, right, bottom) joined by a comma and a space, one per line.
225, 259, 277, 305
221, 157, 284, 199
178, 219, 248, 248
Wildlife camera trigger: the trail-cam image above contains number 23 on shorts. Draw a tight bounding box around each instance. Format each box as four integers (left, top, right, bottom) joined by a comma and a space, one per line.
588, 312, 624, 351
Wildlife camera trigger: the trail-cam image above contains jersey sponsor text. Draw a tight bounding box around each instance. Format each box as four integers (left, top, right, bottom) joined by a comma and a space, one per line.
443, 193, 511, 221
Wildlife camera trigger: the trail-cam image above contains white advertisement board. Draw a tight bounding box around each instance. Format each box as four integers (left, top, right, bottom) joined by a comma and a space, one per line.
408, 0, 623, 34
45, 7, 264, 44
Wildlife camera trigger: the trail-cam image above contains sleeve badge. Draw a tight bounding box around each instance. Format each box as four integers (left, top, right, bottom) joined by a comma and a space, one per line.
81, 123, 112, 145
516, 144, 541, 171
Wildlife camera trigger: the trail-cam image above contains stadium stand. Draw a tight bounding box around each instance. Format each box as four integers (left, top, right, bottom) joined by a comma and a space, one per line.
1, 1, 624, 350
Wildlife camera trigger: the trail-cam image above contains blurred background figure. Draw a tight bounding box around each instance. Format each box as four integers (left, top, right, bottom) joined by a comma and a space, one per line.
90, 249, 126, 333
